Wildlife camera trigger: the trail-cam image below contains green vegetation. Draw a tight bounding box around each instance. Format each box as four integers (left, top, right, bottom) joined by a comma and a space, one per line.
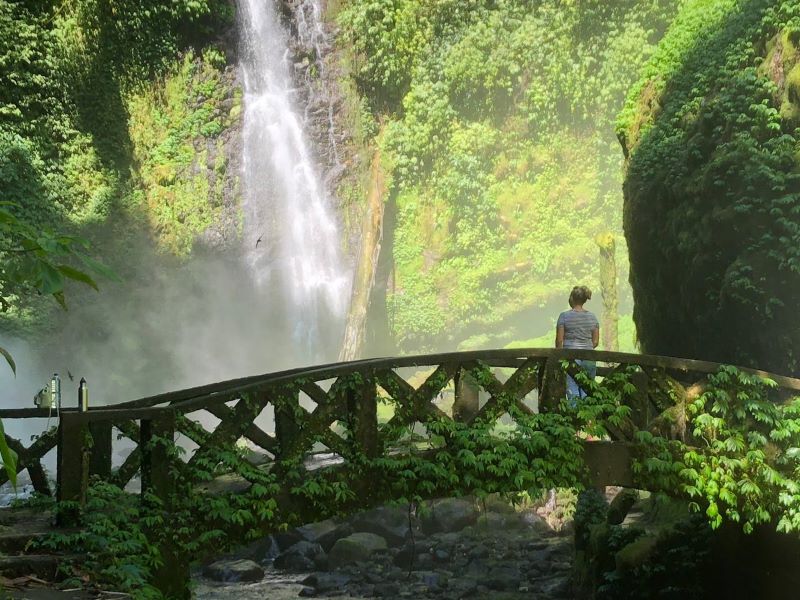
127, 48, 238, 255
618, 0, 800, 375
337, 0, 680, 352
0, 0, 238, 330
0, 200, 116, 485
634, 366, 800, 534
0, 0, 238, 508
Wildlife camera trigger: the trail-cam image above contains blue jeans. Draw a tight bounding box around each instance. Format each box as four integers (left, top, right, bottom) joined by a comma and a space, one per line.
567, 359, 596, 407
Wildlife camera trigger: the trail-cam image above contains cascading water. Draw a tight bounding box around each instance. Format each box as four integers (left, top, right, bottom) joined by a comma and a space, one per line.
237, 0, 350, 365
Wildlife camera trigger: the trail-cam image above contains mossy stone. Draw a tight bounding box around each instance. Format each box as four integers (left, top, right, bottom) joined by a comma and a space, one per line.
614, 535, 658, 572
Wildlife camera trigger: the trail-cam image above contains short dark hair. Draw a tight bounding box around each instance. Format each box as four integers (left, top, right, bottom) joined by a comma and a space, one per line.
569, 285, 592, 307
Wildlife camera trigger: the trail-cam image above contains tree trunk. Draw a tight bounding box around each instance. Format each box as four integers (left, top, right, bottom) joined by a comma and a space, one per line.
339, 145, 387, 361
595, 232, 619, 351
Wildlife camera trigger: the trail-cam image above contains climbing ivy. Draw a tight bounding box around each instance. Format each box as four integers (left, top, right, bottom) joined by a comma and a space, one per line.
0, 0, 237, 334
633, 366, 800, 534
618, 0, 800, 375
32, 362, 800, 596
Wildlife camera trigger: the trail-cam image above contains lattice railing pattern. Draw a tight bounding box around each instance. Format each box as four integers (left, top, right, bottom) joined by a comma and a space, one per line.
1, 349, 799, 504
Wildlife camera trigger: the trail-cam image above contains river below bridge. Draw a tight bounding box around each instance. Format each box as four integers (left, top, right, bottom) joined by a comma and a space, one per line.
193, 497, 575, 600
195, 571, 309, 600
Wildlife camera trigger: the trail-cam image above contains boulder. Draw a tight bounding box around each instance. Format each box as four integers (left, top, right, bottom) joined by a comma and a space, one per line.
615, 535, 659, 571
414, 569, 446, 590
352, 505, 413, 546
474, 512, 521, 531
607, 489, 639, 525
317, 522, 354, 552
274, 529, 304, 551
520, 510, 555, 536
421, 498, 479, 534
273, 540, 326, 572
298, 587, 316, 597
534, 574, 571, 597
374, 582, 401, 597
202, 558, 264, 583
227, 535, 279, 564
485, 565, 521, 591
329, 532, 389, 569
296, 519, 338, 544
301, 572, 352, 593
296, 519, 353, 552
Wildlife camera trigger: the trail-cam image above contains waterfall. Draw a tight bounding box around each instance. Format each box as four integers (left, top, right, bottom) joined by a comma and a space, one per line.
237, 0, 350, 365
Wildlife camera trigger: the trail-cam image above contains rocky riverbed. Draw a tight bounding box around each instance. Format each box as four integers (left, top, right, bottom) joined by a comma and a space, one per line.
195, 497, 574, 599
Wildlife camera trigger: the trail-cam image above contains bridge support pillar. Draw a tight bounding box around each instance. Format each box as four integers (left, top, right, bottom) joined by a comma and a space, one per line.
582, 441, 635, 488
140, 413, 175, 505
275, 389, 301, 463
453, 369, 479, 422
539, 357, 566, 413
140, 412, 189, 599
88, 421, 112, 482
347, 375, 378, 459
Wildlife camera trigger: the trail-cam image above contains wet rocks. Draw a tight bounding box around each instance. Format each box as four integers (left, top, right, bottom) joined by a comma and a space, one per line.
202, 558, 264, 583
328, 532, 388, 569
200, 496, 575, 600
351, 504, 413, 545
420, 498, 479, 534
273, 541, 326, 572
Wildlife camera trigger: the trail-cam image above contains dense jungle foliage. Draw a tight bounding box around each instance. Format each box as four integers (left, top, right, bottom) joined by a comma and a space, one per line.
619, 0, 800, 376
337, 0, 681, 353
0, 0, 238, 332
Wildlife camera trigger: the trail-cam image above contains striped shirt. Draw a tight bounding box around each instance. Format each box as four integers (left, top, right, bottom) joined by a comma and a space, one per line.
557, 309, 599, 349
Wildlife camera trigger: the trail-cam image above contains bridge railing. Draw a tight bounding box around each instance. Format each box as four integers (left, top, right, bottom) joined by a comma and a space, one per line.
2, 348, 800, 509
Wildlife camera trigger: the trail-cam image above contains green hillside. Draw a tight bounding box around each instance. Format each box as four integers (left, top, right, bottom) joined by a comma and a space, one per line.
337, 0, 680, 353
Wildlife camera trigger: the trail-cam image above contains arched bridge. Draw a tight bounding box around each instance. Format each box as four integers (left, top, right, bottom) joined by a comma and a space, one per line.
3, 348, 799, 503
3, 348, 800, 595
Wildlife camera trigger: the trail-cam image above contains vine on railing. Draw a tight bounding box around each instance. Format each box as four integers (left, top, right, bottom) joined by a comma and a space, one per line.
4, 350, 799, 598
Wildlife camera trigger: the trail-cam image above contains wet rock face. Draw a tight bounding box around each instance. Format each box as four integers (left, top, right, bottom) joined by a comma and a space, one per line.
280, 0, 349, 197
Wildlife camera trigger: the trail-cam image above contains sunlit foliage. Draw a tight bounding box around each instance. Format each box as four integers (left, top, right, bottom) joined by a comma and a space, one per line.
619, 0, 800, 375
338, 0, 681, 351
0, 0, 236, 265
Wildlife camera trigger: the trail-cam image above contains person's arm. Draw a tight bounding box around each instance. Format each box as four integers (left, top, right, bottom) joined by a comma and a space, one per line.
556, 325, 565, 348
592, 327, 600, 348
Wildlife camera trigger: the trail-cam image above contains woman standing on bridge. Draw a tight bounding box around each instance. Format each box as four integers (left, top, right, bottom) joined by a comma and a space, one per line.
555, 285, 600, 403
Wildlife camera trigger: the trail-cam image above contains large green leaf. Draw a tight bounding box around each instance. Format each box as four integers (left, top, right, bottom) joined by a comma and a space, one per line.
58, 264, 99, 291
78, 254, 121, 283
37, 262, 64, 296
0, 346, 15, 375
0, 419, 17, 489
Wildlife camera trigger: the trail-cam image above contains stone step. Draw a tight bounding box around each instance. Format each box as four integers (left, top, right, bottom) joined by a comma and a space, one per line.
0, 554, 82, 581
0, 531, 49, 555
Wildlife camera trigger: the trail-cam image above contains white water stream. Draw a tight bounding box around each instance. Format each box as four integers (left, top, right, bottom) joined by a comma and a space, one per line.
238, 0, 350, 364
